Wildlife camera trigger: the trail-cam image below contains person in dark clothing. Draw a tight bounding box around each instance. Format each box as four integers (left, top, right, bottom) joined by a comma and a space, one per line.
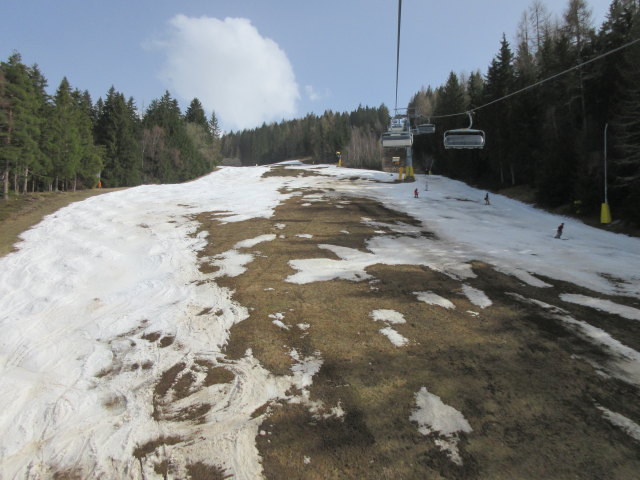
484, 193, 490, 205
414, 188, 419, 198
555, 223, 564, 239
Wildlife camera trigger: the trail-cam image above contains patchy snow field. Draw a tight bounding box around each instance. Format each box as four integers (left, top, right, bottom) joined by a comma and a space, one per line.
1, 163, 640, 479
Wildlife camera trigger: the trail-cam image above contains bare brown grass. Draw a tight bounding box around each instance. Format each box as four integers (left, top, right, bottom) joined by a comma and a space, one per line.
189, 166, 640, 479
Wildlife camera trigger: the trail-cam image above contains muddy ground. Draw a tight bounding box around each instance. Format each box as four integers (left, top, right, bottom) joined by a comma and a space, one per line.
178, 167, 640, 479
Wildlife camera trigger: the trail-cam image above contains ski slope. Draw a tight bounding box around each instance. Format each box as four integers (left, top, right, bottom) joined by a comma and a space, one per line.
1, 163, 639, 479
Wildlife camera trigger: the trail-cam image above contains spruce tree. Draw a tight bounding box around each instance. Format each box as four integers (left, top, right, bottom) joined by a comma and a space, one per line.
185, 98, 208, 129
28, 64, 53, 192
483, 35, 516, 185
95, 87, 141, 187
50, 78, 82, 190
0, 53, 41, 198
611, 8, 640, 223
73, 90, 103, 188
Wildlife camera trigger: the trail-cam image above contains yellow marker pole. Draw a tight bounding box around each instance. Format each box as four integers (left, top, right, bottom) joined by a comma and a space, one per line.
601, 203, 612, 223
398, 167, 404, 181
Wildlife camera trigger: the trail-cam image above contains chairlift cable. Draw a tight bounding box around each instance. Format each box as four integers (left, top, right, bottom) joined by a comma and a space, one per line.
428, 36, 640, 121
394, 0, 402, 112
471, 36, 640, 114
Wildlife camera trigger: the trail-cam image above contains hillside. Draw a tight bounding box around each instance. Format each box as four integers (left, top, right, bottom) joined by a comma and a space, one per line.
1, 163, 639, 479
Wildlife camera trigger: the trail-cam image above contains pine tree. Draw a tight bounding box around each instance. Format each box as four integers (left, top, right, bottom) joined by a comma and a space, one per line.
0, 53, 42, 199
535, 31, 580, 207
50, 78, 82, 190
611, 7, 640, 223
27, 64, 53, 192
73, 90, 103, 188
95, 87, 141, 187
483, 34, 516, 185
185, 98, 208, 129
209, 111, 221, 139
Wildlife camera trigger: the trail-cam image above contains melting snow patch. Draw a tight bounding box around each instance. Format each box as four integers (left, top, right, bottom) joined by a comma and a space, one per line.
289, 349, 323, 390
296, 234, 313, 239
272, 320, 289, 330
370, 309, 406, 324
596, 405, 640, 443
361, 218, 422, 236
409, 387, 472, 465
461, 284, 492, 308
209, 250, 254, 278
275, 223, 286, 230
379, 327, 408, 347
302, 194, 323, 202
287, 234, 475, 285
234, 234, 276, 249
269, 313, 289, 330
286, 350, 345, 421
414, 291, 456, 309
329, 401, 346, 418
560, 294, 640, 322
494, 266, 552, 288
509, 293, 640, 386
297, 323, 310, 331
303, 456, 311, 465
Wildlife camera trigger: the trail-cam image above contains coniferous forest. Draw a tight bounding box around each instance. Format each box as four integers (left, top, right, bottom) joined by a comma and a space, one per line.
0, 58, 222, 195
408, 0, 640, 226
1, 0, 640, 225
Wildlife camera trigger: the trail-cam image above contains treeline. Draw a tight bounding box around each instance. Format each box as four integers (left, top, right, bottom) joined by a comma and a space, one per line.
220, 0, 640, 225
221, 105, 389, 167
409, 0, 640, 224
1, 53, 221, 199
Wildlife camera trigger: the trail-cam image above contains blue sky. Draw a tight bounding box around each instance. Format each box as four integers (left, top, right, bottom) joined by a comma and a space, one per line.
2, 0, 613, 132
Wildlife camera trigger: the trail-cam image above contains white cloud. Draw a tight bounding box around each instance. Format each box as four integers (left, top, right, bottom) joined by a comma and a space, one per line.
305, 85, 320, 101
157, 15, 300, 131
304, 85, 329, 102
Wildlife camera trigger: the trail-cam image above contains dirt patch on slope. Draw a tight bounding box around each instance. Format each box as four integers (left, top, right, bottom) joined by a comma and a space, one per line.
192, 167, 640, 479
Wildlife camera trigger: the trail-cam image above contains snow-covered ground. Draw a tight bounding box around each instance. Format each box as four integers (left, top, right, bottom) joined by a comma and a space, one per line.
1, 163, 639, 479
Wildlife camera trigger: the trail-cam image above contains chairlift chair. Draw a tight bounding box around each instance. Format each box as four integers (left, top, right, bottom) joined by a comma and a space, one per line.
388, 115, 409, 132
417, 123, 436, 134
382, 113, 413, 147
443, 112, 485, 149
443, 129, 485, 149
381, 131, 413, 148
